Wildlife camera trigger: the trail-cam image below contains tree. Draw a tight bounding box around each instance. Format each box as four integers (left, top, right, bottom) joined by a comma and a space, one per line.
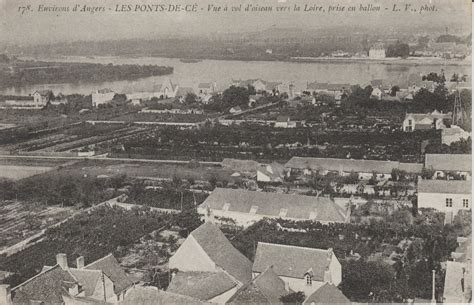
280, 291, 305, 305
386, 43, 410, 58
222, 85, 251, 108
185, 93, 198, 104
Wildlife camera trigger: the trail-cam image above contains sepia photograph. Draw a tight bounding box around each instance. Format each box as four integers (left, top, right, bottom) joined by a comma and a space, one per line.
0, 0, 471, 304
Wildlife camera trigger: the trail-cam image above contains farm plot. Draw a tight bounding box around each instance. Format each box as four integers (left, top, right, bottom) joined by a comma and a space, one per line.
113, 112, 211, 123
0, 164, 53, 180
0, 201, 75, 251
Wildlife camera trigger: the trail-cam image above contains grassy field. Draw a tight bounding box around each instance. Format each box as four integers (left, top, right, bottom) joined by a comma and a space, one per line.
0, 164, 54, 180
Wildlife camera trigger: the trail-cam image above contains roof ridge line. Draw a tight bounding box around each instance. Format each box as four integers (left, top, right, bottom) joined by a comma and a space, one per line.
258, 242, 330, 252
12, 264, 63, 291
83, 253, 114, 269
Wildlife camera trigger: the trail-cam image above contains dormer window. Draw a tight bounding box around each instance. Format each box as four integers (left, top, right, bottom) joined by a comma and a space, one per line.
305, 274, 312, 286
223, 203, 230, 211
250, 205, 258, 214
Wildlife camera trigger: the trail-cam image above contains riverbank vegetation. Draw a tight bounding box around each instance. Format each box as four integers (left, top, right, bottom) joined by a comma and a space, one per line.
0, 56, 173, 88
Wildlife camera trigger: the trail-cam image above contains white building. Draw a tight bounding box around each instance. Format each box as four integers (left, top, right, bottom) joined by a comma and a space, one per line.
417, 179, 471, 215
167, 223, 252, 304
441, 126, 471, 145
370, 87, 383, 100
285, 156, 423, 181
92, 88, 115, 107
425, 154, 471, 180
197, 188, 351, 228
252, 242, 342, 297
402, 110, 451, 132
369, 44, 386, 59
126, 78, 179, 101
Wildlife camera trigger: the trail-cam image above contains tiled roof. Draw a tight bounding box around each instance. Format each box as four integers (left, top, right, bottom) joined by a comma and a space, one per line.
11, 265, 76, 304
190, 222, 253, 284
258, 163, 285, 182
69, 269, 102, 297
303, 283, 350, 305
96, 88, 114, 94
398, 162, 424, 174
404, 112, 451, 124
253, 242, 334, 280
276, 116, 290, 122
84, 254, 133, 294
227, 266, 289, 305
285, 156, 414, 174
121, 286, 211, 305
425, 154, 471, 172
307, 82, 329, 90
198, 83, 213, 89
199, 188, 348, 223
417, 179, 471, 194
167, 271, 237, 301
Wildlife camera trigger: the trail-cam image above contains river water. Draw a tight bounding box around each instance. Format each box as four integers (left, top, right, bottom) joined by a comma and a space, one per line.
1, 55, 470, 95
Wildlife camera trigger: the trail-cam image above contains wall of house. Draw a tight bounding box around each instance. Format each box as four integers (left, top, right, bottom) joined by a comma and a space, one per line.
208, 286, 239, 305
90, 274, 117, 302
256, 171, 271, 182
92, 92, 115, 107
281, 276, 325, 297
169, 235, 217, 272
418, 192, 471, 214
199, 207, 346, 228
329, 256, 342, 286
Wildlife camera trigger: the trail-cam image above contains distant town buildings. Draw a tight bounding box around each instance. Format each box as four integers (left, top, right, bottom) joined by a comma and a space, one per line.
197, 188, 351, 227
369, 43, 386, 59
92, 88, 116, 107
285, 157, 423, 180
402, 110, 451, 132
231, 79, 288, 95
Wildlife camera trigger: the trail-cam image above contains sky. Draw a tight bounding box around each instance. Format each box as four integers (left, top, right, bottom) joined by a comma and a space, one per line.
0, 0, 471, 45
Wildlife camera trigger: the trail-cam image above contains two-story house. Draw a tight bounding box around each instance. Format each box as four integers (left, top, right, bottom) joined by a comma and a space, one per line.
252, 242, 342, 297
425, 154, 471, 180
417, 179, 471, 217
167, 223, 253, 304
2, 253, 134, 305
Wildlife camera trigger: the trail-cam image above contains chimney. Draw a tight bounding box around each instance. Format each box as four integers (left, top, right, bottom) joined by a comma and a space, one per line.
327, 248, 333, 261
284, 281, 290, 292
56, 253, 68, 269
76, 256, 85, 269
0, 284, 11, 305
323, 269, 332, 283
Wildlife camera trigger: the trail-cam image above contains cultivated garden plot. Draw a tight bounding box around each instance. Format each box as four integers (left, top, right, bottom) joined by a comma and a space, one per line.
0, 201, 75, 251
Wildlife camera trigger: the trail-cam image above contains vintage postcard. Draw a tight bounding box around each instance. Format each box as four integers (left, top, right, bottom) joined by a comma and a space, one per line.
0, 0, 471, 304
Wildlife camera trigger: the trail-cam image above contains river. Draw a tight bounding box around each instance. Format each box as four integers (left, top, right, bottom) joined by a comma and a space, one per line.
1, 55, 470, 96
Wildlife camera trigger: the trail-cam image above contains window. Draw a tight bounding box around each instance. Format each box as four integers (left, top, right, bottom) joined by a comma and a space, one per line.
408, 119, 413, 126
446, 198, 453, 207
463, 199, 469, 208
279, 208, 288, 218
305, 274, 312, 286
249, 205, 258, 214
222, 203, 230, 211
